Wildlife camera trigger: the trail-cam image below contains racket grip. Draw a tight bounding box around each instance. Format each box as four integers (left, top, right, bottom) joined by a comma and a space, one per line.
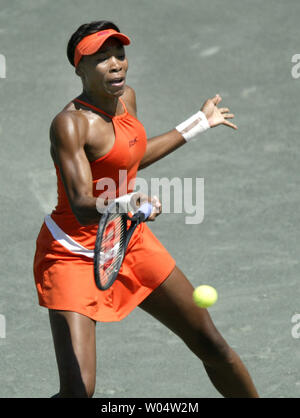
138, 202, 153, 220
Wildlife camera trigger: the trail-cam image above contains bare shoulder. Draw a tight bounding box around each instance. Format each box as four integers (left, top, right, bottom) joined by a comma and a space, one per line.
122, 85, 137, 116
50, 105, 89, 148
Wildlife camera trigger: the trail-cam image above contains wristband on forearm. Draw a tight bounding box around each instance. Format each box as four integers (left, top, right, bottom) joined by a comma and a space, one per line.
114, 192, 135, 206
175, 111, 210, 142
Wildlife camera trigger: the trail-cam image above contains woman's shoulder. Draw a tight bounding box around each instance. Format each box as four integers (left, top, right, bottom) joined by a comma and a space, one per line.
50, 102, 89, 146
52, 97, 102, 130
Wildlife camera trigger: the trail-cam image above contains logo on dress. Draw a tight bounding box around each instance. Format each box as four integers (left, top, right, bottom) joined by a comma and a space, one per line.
129, 137, 138, 147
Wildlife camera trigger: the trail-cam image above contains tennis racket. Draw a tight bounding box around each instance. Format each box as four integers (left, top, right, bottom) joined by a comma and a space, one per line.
94, 200, 153, 290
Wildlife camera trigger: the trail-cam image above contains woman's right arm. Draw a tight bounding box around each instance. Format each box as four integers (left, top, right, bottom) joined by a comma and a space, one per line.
50, 111, 102, 226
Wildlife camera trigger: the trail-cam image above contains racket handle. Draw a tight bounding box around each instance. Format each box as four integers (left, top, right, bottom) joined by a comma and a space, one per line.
137, 202, 153, 220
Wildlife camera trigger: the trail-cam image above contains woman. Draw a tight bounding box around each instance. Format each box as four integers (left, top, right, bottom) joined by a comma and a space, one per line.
33, 20, 259, 398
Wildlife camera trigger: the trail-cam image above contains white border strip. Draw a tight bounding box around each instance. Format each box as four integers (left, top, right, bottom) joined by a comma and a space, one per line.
44, 215, 94, 259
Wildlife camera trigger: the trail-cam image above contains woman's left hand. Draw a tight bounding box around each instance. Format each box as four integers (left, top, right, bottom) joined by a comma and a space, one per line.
130, 193, 162, 221
201, 94, 238, 130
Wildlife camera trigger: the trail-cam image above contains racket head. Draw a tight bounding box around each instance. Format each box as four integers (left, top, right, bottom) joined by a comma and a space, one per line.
94, 203, 128, 290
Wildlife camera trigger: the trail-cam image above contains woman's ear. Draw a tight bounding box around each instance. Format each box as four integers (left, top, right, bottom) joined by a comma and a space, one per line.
75, 67, 83, 77
75, 60, 87, 79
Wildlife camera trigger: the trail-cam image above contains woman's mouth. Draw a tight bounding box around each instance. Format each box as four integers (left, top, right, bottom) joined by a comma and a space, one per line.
109, 77, 125, 88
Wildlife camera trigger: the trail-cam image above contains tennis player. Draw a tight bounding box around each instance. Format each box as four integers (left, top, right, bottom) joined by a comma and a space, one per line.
33, 20, 259, 398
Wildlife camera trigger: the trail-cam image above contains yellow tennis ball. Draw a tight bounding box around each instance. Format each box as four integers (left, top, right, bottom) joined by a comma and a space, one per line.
193, 285, 218, 308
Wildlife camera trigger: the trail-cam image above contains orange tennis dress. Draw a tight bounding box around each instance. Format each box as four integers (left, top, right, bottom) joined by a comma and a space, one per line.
33, 98, 176, 322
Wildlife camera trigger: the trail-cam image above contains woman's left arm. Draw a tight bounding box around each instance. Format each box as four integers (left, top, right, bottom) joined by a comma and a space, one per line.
138, 94, 238, 170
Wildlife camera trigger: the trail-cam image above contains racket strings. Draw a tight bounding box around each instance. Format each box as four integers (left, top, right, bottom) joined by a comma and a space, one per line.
98, 214, 126, 287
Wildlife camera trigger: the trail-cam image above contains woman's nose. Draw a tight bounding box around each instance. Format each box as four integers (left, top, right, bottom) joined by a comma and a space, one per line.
109, 56, 122, 72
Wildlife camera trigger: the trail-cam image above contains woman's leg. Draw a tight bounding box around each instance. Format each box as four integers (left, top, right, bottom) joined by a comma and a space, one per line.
48, 310, 97, 398
139, 266, 259, 398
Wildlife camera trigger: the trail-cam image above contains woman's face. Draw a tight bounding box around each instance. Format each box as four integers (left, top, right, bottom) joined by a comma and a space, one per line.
78, 37, 129, 98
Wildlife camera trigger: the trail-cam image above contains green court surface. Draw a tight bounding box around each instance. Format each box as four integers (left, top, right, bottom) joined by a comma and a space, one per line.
0, 0, 299, 398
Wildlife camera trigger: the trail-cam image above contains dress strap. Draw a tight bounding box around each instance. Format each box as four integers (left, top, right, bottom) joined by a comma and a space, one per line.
74, 98, 126, 118
118, 98, 127, 114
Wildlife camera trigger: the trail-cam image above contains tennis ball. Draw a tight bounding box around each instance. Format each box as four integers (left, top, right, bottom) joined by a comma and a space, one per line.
193, 285, 218, 308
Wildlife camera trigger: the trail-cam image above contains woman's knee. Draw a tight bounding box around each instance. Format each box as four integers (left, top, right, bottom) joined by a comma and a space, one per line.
58, 369, 95, 398
64, 384, 95, 398
57, 386, 95, 398
81, 370, 96, 398
49, 310, 96, 398
186, 330, 235, 368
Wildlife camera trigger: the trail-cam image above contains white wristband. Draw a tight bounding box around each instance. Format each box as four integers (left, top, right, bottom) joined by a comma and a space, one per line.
114, 192, 135, 206
114, 192, 136, 212
176, 111, 210, 142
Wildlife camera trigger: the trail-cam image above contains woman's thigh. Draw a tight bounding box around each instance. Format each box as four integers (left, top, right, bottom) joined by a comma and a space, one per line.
138, 266, 231, 365
49, 309, 97, 397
